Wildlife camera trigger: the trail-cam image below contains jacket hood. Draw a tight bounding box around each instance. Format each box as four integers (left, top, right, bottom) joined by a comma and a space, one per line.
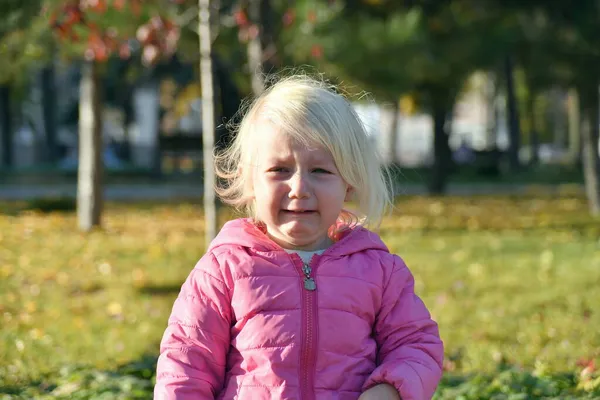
208, 218, 389, 256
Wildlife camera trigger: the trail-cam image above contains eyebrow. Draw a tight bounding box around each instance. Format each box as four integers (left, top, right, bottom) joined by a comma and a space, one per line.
264, 155, 335, 165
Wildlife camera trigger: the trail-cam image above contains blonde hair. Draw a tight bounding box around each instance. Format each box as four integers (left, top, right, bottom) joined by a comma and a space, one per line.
215, 74, 393, 229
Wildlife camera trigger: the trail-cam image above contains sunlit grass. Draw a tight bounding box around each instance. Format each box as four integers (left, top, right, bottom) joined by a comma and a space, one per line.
0, 193, 599, 397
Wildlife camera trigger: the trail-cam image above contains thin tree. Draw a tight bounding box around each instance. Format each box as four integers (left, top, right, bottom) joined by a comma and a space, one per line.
47, 0, 180, 231
580, 86, 600, 215
565, 89, 581, 165
0, 85, 11, 168
379, 100, 400, 166
504, 55, 522, 171
199, 0, 218, 245
77, 60, 103, 231
233, 0, 277, 96
246, 0, 265, 95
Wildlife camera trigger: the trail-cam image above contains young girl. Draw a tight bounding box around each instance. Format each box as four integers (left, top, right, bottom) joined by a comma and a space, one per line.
154, 76, 444, 400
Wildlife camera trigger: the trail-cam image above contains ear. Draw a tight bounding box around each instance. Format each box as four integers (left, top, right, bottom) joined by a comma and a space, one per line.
344, 186, 354, 202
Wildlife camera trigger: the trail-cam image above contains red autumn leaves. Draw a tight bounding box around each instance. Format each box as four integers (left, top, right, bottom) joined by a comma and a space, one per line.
50, 2, 323, 63
50, 0, 179, 65
233, 6, 323, 60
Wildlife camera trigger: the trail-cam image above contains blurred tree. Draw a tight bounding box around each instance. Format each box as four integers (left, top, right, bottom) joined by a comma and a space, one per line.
0, 86, 11, 168
0, 0, 47, 168
0, 0, 254, 238
503, 54, 521, 170
1, 0, 61, 165
532, 1, 600, 215
230, 0, 298, 96
43, 0, 181, 231
41, 54, 59, 163
567, 16, 600, 216
378, 100, 400, 166
566, 89, 581, 165
236, 0, 272, 95
514, 11, 558, 166
0, 1, 49, 83
483, 0, 599, 213
289, 0, 509, 194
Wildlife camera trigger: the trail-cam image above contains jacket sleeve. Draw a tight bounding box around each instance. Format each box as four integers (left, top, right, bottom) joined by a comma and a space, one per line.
154, 252, 232, 400
362, 255, 444, 400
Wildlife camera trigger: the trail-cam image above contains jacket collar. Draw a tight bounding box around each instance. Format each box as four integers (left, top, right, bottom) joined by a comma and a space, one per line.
208, 218, 389, 257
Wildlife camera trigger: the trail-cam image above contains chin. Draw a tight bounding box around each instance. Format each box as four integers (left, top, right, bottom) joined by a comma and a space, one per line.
279, 230, 313, 243
281, 224, 315, 237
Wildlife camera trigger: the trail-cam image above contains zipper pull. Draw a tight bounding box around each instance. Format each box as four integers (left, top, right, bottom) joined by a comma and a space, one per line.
304, 277, 317, 291
302, 263, 317, 291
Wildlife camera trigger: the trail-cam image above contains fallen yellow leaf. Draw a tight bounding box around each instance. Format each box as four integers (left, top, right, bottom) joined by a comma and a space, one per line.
107, 302, 123, 317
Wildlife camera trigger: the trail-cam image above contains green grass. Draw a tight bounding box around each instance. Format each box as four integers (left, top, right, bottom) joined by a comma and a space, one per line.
1, 192, 599, 399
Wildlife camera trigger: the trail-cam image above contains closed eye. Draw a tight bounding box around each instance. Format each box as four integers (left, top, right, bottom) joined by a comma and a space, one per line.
313, 168, 332, 174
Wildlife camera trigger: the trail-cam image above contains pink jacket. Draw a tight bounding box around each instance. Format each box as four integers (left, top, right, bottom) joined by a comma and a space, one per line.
155, 218, 443, 400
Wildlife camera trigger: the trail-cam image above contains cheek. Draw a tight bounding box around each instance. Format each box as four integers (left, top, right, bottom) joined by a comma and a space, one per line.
256, 180, 284, 203
322, 181, 348, 201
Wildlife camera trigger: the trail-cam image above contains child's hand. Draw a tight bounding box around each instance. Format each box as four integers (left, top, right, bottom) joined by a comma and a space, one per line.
358, 383, 401, 400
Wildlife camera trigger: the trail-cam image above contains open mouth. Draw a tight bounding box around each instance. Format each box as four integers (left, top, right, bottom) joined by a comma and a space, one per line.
283, 209, 316, 214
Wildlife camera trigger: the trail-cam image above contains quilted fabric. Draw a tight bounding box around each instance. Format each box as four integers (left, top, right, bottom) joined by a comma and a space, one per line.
154, 218, 443, 400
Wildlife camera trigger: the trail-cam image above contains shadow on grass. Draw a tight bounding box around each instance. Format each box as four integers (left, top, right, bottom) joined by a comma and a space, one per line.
0, 379, 56, 396
380, 219, 599, 237
137, 284, 181, 296
0, 385, 23, 395
0, 353, 159, 398
0, 197, 76, 216
0, 202, 28, 216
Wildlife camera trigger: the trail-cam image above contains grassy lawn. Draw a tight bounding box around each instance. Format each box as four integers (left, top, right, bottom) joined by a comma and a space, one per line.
1, 191, 599, 399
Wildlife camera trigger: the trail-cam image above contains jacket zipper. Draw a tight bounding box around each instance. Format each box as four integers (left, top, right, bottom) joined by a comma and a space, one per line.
292, 255, 319, 400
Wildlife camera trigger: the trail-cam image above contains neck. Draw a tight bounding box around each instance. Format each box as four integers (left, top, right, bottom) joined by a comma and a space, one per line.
268, 234, 333, 252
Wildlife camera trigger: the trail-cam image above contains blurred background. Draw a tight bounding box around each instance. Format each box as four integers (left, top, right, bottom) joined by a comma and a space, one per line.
0, 1, 599, 399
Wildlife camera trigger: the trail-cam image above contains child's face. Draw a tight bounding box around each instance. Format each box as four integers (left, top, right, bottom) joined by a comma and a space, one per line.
250, 122, 351, 251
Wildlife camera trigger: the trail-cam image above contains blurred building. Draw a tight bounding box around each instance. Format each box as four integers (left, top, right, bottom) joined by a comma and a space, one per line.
0, 55, 240, 178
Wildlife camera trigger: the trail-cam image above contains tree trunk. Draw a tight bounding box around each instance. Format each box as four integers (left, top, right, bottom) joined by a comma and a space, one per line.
247, 41, 264, 95
504, 55, 521, 170
213, 54, 242, 150
484, 72, 497, 150
551, 89, 566, 149
529, 93, 539, 165
429, 102, 450, 195
132, 79, 161, 173
77, 61, 103, 231
259, 0, 276, 74
0, 85, 12, 168
581, 87, 600, 216
246, 0, 274, 96
566, 88, 581, 165
41, 63, 58, 164
117, 60, 132, 162
200, 0, 218, 246
121, 89, 132, 163
247, 0, 265, 95
379, 100, 399, 165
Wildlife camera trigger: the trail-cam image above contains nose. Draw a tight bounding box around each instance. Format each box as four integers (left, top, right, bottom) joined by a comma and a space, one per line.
288, 172, 311, 199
